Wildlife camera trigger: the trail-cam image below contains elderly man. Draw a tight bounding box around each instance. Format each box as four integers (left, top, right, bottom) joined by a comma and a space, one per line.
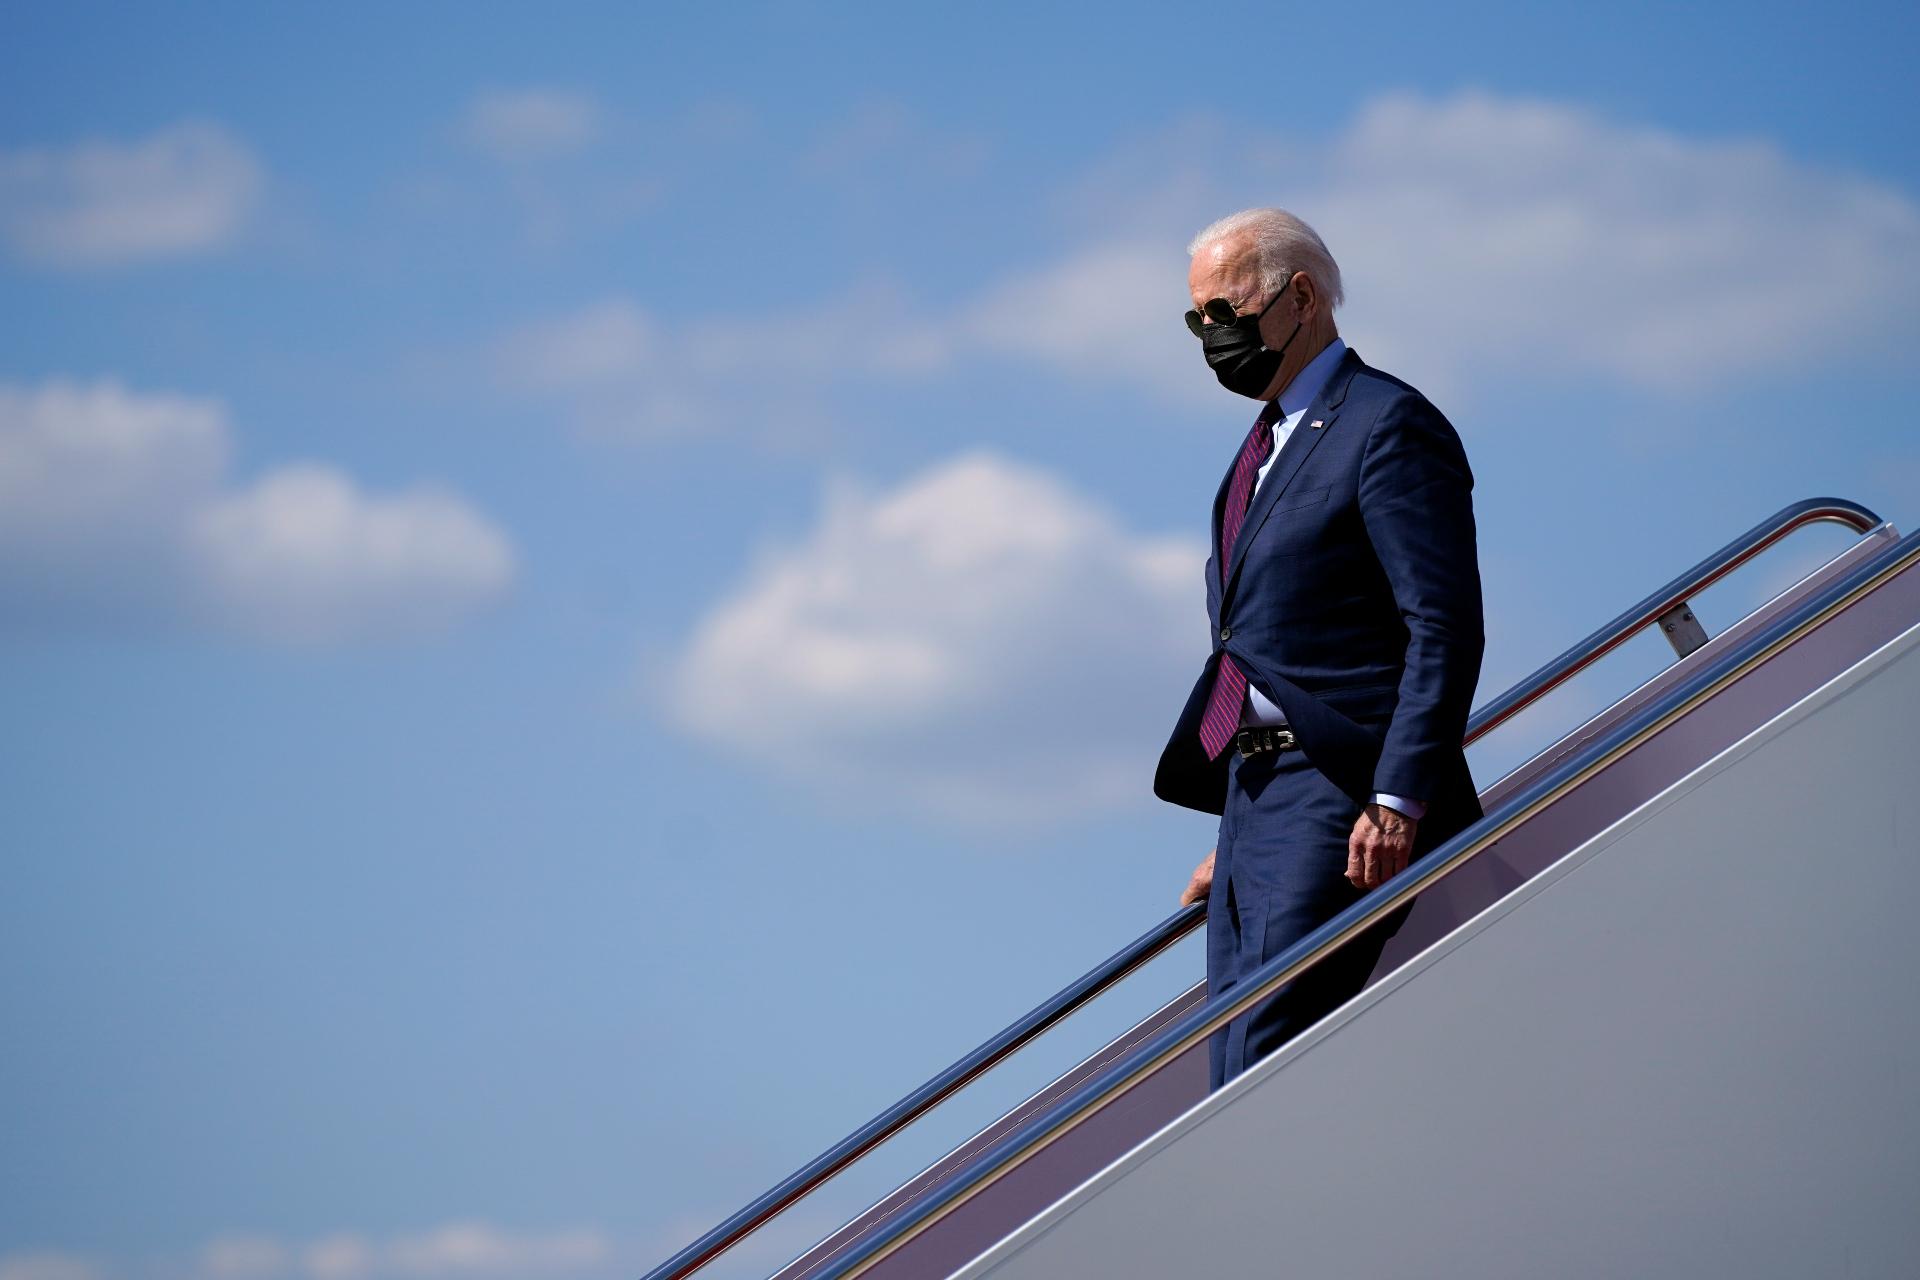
1153, 207, 1485, 1091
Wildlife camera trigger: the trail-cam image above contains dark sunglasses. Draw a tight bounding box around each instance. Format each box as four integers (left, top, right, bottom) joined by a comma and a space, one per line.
1183, 272, 1296, 337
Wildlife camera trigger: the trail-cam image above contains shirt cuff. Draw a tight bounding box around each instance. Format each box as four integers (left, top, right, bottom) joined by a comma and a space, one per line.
1368, 791, 1427, 820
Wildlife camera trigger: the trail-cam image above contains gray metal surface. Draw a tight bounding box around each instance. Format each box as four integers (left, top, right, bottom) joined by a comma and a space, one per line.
1654, 599, 1709, 656
955, 617, 1920, 1279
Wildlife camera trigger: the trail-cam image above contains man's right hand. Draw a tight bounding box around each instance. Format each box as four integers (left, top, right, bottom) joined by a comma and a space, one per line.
1179, 848, 1216, 907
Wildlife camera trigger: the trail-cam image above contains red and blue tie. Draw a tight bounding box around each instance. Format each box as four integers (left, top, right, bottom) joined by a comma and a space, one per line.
1198, 400, 1282, 760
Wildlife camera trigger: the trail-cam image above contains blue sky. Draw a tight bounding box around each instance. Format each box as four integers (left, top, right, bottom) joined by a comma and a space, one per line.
3, 2, 1917, 1278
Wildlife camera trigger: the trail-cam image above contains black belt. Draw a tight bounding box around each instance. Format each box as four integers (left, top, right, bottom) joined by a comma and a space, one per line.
1233, 725, 1300, 758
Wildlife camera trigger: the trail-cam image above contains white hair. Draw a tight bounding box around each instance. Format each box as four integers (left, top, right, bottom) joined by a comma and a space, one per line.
1186, 207, 1345, 310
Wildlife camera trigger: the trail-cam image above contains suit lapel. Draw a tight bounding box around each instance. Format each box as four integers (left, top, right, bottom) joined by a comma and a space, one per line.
1209, 449, 1235, 584
1222, 347, 1361, 606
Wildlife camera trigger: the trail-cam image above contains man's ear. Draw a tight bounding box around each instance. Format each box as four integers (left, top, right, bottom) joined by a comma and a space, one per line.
1292, 271, 1320, 324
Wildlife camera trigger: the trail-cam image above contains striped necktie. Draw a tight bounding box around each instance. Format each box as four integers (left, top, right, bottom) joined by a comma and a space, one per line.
1197, 400, 1282, 760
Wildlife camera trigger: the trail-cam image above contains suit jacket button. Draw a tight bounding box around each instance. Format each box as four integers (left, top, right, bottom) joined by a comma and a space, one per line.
1220, 626, 1232, 640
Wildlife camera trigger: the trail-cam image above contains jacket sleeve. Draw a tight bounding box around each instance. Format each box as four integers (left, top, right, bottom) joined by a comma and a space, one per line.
1356, 391, 1485, 803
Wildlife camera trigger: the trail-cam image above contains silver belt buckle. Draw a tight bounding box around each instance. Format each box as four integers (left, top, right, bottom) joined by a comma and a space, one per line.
1236, 726, 1297, 758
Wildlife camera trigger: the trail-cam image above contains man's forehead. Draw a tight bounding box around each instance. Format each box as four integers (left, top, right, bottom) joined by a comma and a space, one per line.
1190, 236, 1258, 296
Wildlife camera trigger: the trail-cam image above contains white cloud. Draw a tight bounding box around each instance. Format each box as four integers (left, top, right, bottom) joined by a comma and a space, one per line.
655, 450, 1203, 821
380, 1224, 608, 1277
299, 1238, 370, 1280
796, 98, 992, 183
462, 90, 600, 160
496, 287, 950, 443
0, 379, 515, 644
501, 298, 658, 390
0, 121, 261, 266
291, 1225, 607, 1280
1317, 90, 1920, 390
963, 241, 1212, 407
189, 465, 517, 645
0, 380, 228, 562
202, 1238, 291, 1280
496, 89, 1920, 448
8, 1225, 614, 1280
198, 1225, 609, 1280
971, 90, 1920, 400
0, 1255, 100, 1280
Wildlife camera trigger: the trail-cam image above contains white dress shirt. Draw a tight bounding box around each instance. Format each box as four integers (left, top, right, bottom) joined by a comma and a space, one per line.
1233, 335, 1427, 822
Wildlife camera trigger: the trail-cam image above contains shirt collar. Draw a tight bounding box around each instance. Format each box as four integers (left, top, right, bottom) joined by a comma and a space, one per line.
1273, 335, 1348, 419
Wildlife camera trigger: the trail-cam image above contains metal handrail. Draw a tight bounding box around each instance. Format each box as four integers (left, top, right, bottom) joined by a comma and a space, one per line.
640, 906, 1202, 1280
1465, 497, 1881, 740
817, 520, 1920, 1280
641, 495, 1887, 1280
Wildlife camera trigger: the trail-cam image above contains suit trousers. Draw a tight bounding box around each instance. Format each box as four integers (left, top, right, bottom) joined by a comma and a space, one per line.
1205, 742, 1424, 1091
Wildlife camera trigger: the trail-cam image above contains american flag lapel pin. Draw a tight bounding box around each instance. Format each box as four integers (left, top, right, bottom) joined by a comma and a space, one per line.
1310, 419, 1325, 430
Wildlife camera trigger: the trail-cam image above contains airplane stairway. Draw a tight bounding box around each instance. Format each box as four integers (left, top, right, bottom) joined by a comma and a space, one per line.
644, 497, 1918, 1280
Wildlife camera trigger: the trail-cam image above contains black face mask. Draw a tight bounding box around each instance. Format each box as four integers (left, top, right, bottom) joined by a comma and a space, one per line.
1195, 288, 1302, 399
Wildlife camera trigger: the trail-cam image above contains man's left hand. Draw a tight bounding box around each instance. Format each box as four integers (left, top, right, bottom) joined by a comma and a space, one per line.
1348, 803, 1417, 890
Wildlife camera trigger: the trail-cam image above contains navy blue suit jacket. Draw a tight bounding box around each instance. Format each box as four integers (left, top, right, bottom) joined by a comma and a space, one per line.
1153, 346, 1486, 842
